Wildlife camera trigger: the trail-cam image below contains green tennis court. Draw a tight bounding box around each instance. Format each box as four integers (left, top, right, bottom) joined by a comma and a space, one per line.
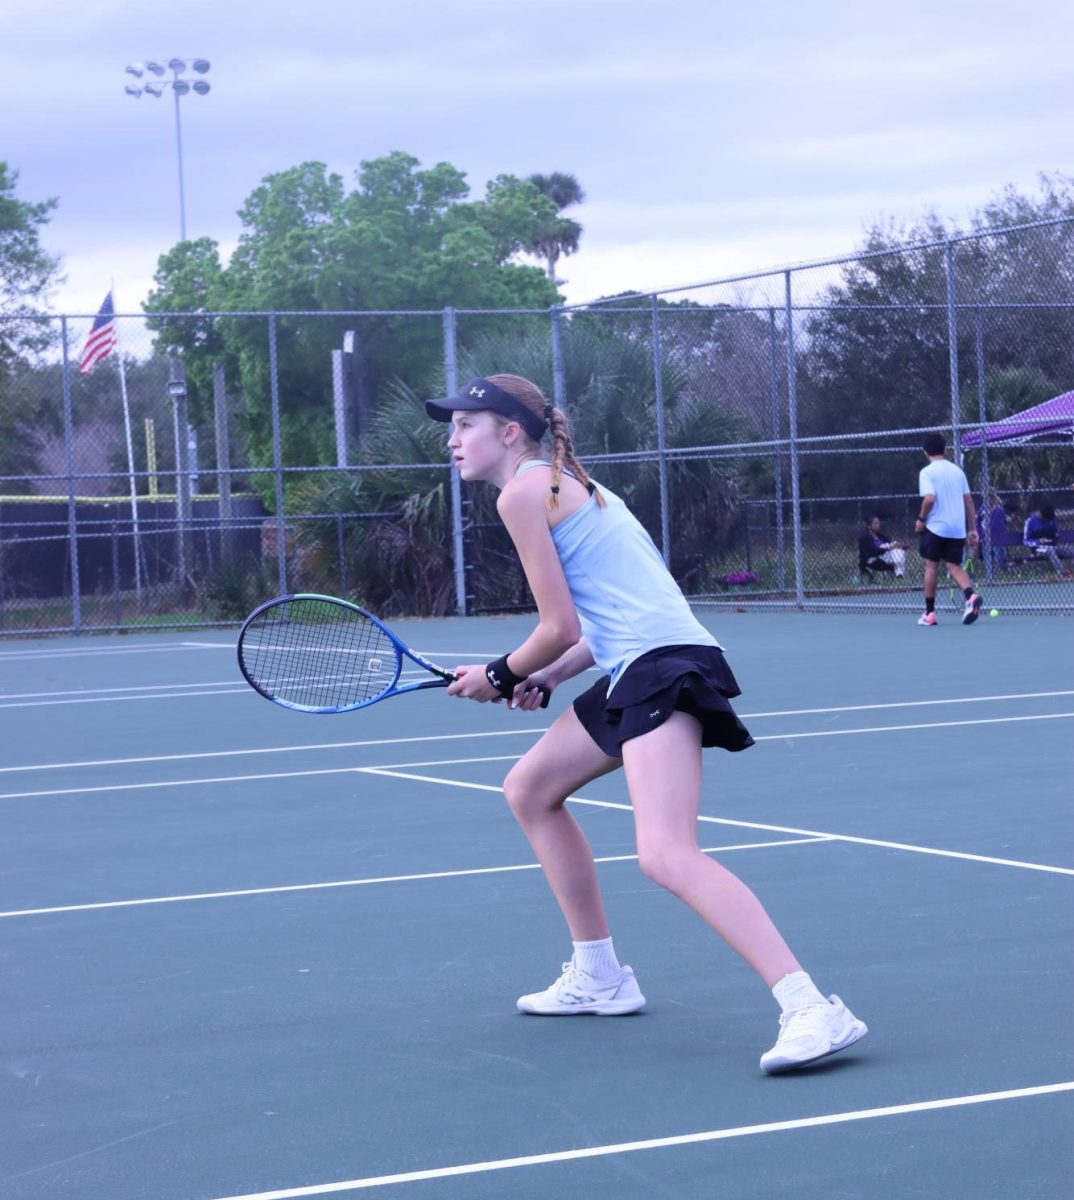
1, 609, 1071, 1199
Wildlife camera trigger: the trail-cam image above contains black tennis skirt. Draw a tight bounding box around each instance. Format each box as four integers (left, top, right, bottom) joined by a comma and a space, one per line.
572, 644, 756, 759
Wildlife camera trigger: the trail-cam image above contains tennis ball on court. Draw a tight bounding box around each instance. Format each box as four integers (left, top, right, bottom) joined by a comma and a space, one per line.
989, 608, 999, 618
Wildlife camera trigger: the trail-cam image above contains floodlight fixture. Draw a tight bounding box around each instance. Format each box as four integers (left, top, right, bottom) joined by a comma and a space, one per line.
123, 55, 214, 244
167, 380, 187, 398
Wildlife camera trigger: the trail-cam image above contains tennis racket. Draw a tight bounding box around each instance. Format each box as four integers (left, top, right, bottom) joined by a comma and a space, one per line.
237, 594, 548, 713
947, 549, 977, 612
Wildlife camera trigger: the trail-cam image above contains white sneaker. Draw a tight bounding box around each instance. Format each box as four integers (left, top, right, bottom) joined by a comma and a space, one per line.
760, 995, 867, 1074
517, 962, 646, 1015
962, 592, 981, 625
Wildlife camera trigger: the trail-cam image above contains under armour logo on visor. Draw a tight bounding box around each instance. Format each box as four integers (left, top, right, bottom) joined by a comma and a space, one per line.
470, 387, 485, 397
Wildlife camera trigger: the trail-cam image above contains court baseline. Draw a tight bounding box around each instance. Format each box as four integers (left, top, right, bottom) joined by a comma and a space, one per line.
198, 1081, 1074, 1199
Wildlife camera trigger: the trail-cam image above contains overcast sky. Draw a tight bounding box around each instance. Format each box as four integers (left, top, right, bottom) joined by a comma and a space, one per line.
3, 0, 1072, 317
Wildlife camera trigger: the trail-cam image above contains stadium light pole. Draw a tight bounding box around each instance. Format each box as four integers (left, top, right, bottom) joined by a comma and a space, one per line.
124, 58, 211, 511
124, 58, 211, 242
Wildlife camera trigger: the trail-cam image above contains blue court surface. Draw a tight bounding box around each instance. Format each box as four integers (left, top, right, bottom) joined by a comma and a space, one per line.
2, 610, 1072, 1200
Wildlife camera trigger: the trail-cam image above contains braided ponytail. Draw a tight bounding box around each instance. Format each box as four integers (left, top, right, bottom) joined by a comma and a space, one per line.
485, 373, 604, 510
547, 406, 604, 510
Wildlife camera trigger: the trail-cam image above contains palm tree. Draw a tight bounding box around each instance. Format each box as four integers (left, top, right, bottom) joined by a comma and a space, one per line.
527, 172, 586, 282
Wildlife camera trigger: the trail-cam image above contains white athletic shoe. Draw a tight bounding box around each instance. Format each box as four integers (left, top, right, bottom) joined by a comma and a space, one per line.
516, 963, 646, 1015
760, 995, 868, 1074
962, 593, 982, 625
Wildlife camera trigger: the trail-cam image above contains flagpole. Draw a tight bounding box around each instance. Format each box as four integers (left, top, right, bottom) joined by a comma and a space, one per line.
112, 296, 144, 597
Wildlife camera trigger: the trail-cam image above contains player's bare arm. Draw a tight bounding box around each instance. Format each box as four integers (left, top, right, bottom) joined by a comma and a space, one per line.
496, 476, 581, 675
447, 476, 580, 704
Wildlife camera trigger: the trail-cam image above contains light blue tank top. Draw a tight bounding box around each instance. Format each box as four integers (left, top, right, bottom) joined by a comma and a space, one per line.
516, 461, 721, 692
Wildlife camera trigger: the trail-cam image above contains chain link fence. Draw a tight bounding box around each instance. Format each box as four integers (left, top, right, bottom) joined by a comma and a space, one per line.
2, 217, 1072, 635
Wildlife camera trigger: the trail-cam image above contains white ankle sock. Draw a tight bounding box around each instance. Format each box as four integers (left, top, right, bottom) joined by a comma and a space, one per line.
572, 937, 621, 979
772, 970, 826, 1013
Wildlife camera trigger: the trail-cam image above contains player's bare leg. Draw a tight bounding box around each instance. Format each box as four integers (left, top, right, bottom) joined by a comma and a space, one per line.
623, 711, 801, 986
502, 706, 621, 941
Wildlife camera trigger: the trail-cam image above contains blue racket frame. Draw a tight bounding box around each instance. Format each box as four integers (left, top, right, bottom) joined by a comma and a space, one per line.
237, 593, 456, 714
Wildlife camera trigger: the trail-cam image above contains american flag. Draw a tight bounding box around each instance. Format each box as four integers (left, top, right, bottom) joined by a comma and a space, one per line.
79, 291, 117, 374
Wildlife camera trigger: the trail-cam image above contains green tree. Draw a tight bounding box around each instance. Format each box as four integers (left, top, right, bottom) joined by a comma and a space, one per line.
0, 163, 60, 376
526, 171, 585, 281
143, 237, 231, 426
145, 153, 560, 498
798, 176, 1074, 502
0, 163, 61, 478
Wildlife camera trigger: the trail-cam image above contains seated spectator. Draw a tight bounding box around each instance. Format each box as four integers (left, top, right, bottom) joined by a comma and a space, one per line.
1023, 504, 1070, 574
858, 515, 907, 577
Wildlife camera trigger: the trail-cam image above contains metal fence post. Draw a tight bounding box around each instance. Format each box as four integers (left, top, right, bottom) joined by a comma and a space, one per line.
945, 240, 963, 464
331, 348, 348, 469
974, 307, 994, 584
59, 316, 82, 633
767, 307, 787, 594
650, 295, 671, 562
268, 313, 287, 596
442, 306, 467, 615
783, 272, 805, 607
213, 361, 233, 552
169, 356, 192, 592
550, 305, 566, 412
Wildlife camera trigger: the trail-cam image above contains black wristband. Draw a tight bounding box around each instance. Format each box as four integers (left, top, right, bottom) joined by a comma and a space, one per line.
485, 654, 525, 697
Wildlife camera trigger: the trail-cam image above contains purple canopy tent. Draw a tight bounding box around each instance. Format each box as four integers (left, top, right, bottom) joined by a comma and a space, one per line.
961, 390, 1074, 449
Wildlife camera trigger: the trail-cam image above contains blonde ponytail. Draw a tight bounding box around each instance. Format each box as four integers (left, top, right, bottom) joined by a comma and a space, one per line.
484, 374, 603, 509
547, 406, 604, 510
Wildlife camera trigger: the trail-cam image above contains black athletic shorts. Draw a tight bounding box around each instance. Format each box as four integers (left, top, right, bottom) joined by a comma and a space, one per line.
919, 529, 965, 565
572, 644, 755, 759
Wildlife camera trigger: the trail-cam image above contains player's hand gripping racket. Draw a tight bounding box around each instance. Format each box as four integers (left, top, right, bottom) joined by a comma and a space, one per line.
238, 594, 548, 713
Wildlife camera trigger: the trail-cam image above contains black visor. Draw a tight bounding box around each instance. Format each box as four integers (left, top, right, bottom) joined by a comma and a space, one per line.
424, 377, 548, 442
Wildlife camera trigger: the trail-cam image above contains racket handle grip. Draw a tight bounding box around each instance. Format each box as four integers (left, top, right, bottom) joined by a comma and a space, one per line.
537, 685, 551, 709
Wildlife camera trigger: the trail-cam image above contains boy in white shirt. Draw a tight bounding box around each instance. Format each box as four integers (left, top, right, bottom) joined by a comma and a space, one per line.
914, 433, 982, 625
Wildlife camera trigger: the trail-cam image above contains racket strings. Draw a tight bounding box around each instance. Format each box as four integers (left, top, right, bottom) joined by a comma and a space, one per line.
241, 598, 399, 709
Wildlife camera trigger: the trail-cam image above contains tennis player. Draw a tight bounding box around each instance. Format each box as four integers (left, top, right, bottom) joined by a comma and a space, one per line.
425, 374, 867, 1074
915, 432, 982, 626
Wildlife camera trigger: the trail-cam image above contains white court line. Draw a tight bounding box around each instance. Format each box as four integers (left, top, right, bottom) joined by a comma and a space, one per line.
361, 768, 1074, 877
200, 1081, 1074, 1199
0, 689, 252, 709
748, 711, 1074, 741
0, 671, 438, 709
0, 667, 483, 703
743, 689, 1074, 718
0, 681, 242, 701
0, 728, 546, 776
2, 710, 1073, 803
0, 765, 376, 802
0, 678, 1071, 713
0, 839, 829, 919
2, 691, 1072, 774
0, 642, 495, 664
0, 643, 230, 662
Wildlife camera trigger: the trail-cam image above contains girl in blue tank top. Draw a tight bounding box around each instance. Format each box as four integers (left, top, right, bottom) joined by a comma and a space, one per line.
424, 373, 866, 1074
